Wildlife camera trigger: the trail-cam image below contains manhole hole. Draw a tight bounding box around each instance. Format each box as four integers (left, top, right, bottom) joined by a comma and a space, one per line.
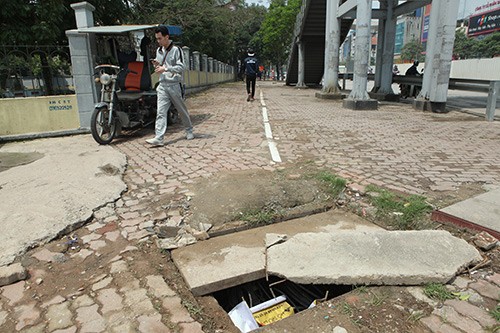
211, 275, 352, 328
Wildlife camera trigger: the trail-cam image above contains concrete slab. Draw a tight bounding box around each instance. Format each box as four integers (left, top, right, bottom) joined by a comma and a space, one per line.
171, 210, 380, 296
433, 187, 500, 239
0, 135, 126, 266
267, 230, 482, 285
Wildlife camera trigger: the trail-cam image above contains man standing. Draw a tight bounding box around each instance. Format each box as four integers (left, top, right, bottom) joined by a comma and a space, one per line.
243, 49, 258, 102
146, 25, 194, 147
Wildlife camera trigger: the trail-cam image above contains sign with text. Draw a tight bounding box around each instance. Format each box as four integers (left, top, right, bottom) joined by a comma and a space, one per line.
47, 98, 74, 112
468, 8, 500, 36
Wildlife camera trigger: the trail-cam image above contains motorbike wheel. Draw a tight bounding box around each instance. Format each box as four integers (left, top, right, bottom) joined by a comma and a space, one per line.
167, 106, 179, 125
91, 106, 117, 145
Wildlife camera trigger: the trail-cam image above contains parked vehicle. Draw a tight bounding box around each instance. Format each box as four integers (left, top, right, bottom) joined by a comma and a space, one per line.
84, 24, 182, 145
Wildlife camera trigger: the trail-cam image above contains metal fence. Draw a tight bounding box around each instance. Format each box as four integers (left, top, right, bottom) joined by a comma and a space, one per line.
0, 44, 74, 98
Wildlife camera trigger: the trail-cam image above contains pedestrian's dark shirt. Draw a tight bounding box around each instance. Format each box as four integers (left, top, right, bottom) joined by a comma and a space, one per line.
244, 56, 258, 77
405, 65, 419, 76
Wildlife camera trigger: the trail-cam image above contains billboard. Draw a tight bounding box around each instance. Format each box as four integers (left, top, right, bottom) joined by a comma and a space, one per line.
421, 5, 432, 43
468, 8, 500, 36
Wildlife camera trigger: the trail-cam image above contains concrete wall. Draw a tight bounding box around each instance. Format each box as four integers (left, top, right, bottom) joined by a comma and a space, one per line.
0, 95, 80, 136
396, 57, 500, 80
1, 68, 234, 137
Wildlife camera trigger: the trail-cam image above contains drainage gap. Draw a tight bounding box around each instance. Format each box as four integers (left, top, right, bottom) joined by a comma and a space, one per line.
212, 275, 353, 314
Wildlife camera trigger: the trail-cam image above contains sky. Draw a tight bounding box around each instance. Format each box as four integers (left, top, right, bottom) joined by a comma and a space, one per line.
244, 0, 494, 18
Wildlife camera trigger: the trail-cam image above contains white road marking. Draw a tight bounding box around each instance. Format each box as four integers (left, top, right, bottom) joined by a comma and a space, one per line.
259, 90, 282, 163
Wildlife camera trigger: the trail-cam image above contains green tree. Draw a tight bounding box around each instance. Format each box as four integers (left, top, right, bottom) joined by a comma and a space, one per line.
400, 39, 424, 62
452, 30, 478, 59
474, 31, 500, 58
256, 0, 301, 77
148, 0, 266, 64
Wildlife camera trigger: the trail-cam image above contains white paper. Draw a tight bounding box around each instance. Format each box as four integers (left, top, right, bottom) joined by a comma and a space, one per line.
228, 300, 259, 333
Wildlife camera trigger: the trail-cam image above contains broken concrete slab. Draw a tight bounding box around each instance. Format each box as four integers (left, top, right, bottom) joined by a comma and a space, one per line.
267, 230, 482, 285
432, 187, 500, 239
0, 135, 126, 266
0, 263, 27, 287
171, 210, 381, 296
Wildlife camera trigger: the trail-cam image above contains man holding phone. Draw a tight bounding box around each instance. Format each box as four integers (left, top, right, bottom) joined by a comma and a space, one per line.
146, 25, 194, 147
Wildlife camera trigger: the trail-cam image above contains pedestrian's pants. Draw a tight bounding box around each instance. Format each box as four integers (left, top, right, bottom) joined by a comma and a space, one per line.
155, 83, 193, 141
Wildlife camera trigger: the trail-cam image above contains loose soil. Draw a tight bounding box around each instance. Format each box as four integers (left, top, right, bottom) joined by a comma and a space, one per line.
4, 159, 499, 333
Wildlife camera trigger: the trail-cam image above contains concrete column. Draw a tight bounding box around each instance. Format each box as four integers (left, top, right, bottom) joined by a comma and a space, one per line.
208, 57, 213, 72
373, 0, 398, 100
372, 0, 386, 93
71, 2, 95, 28
415, 0, 460, 113
202, 54, 208, 84
182, 46, 190, 68
201, 54, 208, 72
296, 40, 306, 87
67, 1, 97, 129
192, 51, 201, 71
316, 0, 342, 99
344, 0, 377, 110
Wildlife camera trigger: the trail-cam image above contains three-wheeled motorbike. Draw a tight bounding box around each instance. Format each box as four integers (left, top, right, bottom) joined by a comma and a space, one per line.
85, 25, 181, 144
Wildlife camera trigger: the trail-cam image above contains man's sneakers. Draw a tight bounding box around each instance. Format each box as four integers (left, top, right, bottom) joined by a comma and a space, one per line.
186, 131, 194, 140
145, 138, 164, 146
247, 94, 251, 102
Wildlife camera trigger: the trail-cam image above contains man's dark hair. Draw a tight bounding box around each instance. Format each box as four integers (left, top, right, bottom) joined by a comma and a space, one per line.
154, 25, 170, 36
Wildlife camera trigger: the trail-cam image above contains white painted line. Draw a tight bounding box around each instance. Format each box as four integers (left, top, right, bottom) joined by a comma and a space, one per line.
262, 107, 269, 122
268, 141, 282, 163
259, 89, 282, 163
264, 123, 273, 139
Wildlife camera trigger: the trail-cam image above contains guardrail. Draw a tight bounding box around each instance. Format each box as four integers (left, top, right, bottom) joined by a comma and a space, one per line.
340, 73, 499, 121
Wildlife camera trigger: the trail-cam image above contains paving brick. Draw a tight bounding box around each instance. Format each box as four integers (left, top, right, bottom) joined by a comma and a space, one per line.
46, 302, 73, 331
14, 302, 40, 331
162, 296, 194, 323
486, 272, 500, 287
1, 280, 25, 305
76, 304, 106, 333
179, 321, 204, 333
97, 288, 123, 314
420, 315, 463, 333
52, 327, 77, 333
469, 279, 500, 301
0, 263, 27, 287
137, 314, 171, 333
444, 299, 496, 327
145, 275, 176, 298
432, 305, 483, 333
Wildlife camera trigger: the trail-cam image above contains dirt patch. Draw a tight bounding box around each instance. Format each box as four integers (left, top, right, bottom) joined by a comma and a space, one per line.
186, 166, 334, 230
0, 152, 44, 173
4, 160, 498, 333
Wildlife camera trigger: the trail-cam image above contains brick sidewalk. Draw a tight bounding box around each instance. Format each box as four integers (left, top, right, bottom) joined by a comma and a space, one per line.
0, 81, 498, 332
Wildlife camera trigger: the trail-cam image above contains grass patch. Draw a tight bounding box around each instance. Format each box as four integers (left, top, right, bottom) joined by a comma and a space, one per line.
315, 171, 346, 198
365, 185, 433, 230
182, 300, 203, 316
423, 283, 455, 302
341, 301, 354, 316
369, 291, 388, 306
490, 304, 500, 321
238, 208, 279, 227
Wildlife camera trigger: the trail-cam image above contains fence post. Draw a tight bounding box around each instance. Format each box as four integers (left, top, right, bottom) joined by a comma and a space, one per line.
486, 81, 500, 121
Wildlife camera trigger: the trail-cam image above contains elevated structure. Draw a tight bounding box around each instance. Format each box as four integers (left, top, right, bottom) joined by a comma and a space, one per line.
286, 0, 460, 112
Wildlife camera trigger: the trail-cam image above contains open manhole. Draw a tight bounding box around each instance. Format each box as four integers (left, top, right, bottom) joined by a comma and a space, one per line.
211, 275, 353, 329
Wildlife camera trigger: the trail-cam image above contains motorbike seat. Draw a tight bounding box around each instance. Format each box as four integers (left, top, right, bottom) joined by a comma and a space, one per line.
117, 61, 152, 92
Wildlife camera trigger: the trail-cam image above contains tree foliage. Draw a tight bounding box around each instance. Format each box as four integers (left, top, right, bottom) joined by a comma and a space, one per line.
400, 39, 424, 62
256, 0, 301, 66
0, 0, 133, 45
144, 0, 266, 64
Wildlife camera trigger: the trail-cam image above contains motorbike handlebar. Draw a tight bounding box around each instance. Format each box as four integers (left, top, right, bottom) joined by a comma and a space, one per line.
95, 64, 121, 70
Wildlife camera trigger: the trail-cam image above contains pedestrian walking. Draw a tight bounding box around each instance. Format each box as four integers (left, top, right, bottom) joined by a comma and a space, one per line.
243, 49, 258, 102
146, 25, 194, 147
